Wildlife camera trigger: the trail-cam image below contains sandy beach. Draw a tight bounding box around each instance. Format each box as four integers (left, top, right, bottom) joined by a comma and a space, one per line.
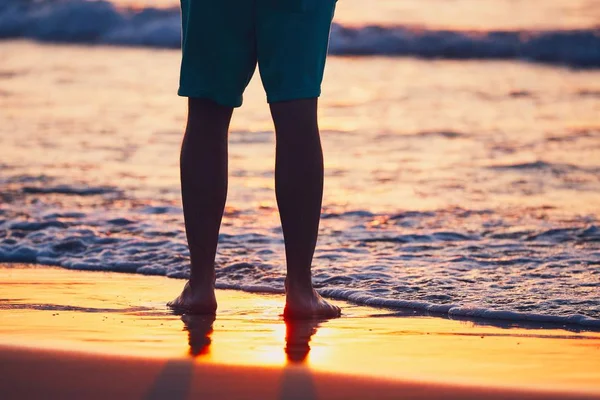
1, 264, 599, 399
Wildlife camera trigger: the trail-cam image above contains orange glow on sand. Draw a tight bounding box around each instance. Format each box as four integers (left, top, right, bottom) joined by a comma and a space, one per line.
1, 265, 599, 396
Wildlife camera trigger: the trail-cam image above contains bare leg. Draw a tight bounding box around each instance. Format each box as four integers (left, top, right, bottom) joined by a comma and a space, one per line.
270, 98, 341, 319
168, 98, 233, 314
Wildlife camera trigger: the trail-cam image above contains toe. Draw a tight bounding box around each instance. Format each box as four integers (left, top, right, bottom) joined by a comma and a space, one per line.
331, 305, 342, 317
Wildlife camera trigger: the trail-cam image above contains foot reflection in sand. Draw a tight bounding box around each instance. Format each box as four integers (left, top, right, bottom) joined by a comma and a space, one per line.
181, 314, 216, 358
280, 318, 327, 400
284, 318, 324, 364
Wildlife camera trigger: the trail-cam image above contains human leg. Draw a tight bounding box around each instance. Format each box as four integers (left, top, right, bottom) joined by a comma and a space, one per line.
168, 98, 233, 314
270, 99, 340, 318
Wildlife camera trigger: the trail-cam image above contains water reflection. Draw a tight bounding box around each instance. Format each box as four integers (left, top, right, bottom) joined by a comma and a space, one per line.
368, 309, 600, 333
284, 318, 325, 364
180, 313, 327, 363
181, 314, 216, 358
279, 319, 326, 400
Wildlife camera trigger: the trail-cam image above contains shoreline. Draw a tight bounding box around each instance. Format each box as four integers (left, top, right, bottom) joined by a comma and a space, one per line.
5, 261, 600, 331
1, 264, 600, 398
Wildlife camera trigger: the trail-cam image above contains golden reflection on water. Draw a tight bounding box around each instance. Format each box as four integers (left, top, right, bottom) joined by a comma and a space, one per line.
284, 319, 322, 364
181, 314, 214, 358
2, 42, 599, 215
1, 265, 600, 393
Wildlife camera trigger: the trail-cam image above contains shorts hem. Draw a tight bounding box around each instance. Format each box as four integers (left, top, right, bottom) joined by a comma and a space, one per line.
267, 89, 321, 104
177, 88, 242, 108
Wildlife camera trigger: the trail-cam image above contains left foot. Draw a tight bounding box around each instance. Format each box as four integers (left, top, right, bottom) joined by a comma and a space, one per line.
168, 281, 217, 315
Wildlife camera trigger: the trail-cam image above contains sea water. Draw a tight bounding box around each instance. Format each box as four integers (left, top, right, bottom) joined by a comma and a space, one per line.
0, 0, 599, 327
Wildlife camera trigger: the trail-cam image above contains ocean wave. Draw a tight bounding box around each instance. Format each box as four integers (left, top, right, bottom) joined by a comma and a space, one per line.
0, 0, 599, 67
329, 24, 600, 68
487, 160, 600, 173
317, 288, 600, 328
22, 184, 120, 196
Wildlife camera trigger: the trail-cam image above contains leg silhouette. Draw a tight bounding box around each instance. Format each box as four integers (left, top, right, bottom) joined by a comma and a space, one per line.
270, 98, 341, 319
169, 98, 233, 314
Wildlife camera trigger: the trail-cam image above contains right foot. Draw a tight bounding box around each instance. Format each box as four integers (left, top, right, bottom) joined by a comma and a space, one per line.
284, 286, 341, 319
167, 281, 217, 315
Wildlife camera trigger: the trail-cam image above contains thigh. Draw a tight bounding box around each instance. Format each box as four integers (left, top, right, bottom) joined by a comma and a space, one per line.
179, 0, 257, 107
256, 0, 337, 104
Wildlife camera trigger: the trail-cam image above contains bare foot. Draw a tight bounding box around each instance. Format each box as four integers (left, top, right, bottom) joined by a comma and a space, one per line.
284, 286, 341, 319
167, 281, 217, 315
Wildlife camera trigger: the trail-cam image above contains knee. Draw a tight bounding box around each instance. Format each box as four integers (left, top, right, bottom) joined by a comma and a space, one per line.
186, 97, 234, 130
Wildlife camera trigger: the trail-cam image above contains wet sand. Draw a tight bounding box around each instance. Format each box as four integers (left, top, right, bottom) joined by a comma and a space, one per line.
1, 264, 599, 399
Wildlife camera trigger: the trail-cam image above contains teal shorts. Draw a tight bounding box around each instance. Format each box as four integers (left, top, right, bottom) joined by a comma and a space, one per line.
178, 0, 337, 108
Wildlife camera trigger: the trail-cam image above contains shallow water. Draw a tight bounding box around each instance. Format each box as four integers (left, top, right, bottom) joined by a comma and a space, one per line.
1, 27, 600, 327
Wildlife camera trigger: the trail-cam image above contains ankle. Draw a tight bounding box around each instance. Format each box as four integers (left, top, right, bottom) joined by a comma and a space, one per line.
189, 272, 216, 289
285, 277, 314, 295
